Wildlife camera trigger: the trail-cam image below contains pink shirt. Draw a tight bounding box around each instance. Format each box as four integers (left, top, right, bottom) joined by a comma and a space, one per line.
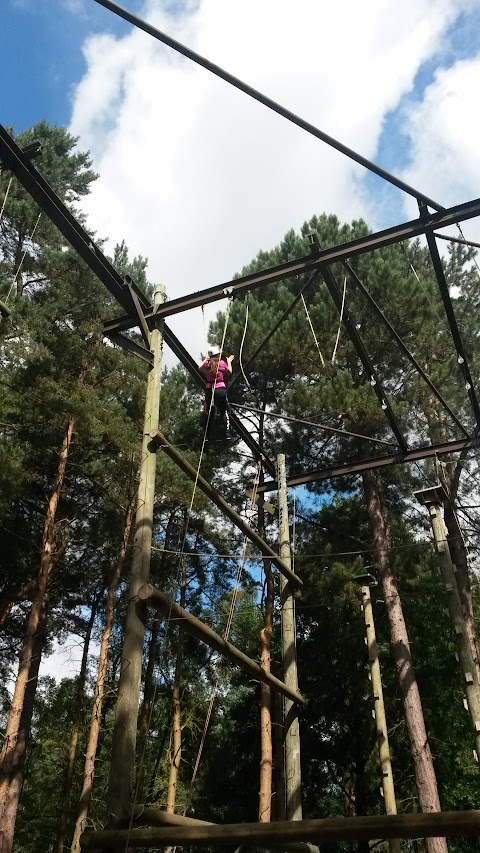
206, 359, 228, 390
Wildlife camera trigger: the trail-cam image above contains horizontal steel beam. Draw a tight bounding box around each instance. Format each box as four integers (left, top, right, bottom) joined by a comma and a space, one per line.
82, 809, 480, 848
93, 0, 442, 211
139, 583, 305, 705
256, 436, 480, 492
103, 196, 480, 328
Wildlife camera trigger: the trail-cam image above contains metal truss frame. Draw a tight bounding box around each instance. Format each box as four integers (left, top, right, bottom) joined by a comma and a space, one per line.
2, 0, 480, 491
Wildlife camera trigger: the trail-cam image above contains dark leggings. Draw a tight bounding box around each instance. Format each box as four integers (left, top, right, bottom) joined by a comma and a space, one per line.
205, 387, 229, 415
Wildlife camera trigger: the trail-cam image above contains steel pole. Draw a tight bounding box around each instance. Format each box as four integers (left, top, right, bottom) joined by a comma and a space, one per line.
107, 285, 166, 817
277, 454, 302, 821
361, 586, 401, 853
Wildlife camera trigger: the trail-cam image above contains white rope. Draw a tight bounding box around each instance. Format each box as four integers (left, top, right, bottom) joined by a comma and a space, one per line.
0, 177, 13, 225
239, 299, 254, 389
331, 275, 347, 365
301, 294, 325, 367
201, 305, 209, 355
188, 460, 262, 791
5, 212, 42, 304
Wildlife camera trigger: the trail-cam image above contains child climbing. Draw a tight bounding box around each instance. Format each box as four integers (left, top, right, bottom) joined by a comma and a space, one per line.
199, 350, 234, 429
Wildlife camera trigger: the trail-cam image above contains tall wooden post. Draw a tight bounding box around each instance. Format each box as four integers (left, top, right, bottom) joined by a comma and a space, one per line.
361, 585, 401, 853
107, 284, 166, 818
277, 453, 302, 821
416, 487, 480, 762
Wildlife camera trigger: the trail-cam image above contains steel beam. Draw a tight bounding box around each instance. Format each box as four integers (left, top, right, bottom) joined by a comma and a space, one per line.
345, 260, 469, 438
0, 123, 140, 316
256, 436, 480, 492
0, 124, 275, 474
101, 197, 480, 328
422, 211, 480, 432
93, 0, 442, 211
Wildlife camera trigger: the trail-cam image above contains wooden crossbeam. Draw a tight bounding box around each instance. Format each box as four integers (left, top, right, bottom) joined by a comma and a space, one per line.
81, 810, 480, 848
138, 584, 305, 706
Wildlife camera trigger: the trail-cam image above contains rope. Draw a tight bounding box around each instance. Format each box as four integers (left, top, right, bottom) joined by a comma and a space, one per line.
331, 275, 347, 365
301, 294, 325, 367
5, 212, 42, 304
239, 298, 254, 390
0, 177, 13, 225
187, 461, 262, 796
201, 304, 209, 355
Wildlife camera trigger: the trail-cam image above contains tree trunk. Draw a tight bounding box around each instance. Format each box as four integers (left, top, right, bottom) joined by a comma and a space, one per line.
0, 603, 47, 853
53, 591, 102, 853
362, 470, 447, 853
165, 560, 187, 815
258, 456, 274, 823
443, 497, 480, 685
259, 560, 274, 823
0, 415, 75, 853
70, 502, 134, 853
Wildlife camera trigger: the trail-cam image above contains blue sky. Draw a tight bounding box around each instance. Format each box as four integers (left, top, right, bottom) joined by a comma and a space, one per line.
4, 0, 480, 359
2, 1, 142, 131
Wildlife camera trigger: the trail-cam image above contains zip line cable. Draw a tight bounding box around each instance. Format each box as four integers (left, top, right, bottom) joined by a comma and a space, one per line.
230, 402, 398, 447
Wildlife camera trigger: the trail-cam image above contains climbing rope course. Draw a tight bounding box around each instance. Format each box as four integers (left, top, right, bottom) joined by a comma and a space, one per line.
2, 0, 480, 848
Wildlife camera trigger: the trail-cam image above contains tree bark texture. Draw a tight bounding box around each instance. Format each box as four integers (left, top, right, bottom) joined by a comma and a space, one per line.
0, 605, 46, 853
165, 558, 187, 815
70, 502, 134, 853
53, 592, 101, 853
362, 470, 447, 853
443, 498, 480, 684
0, 415, 75, 853
258, 473, 274, 824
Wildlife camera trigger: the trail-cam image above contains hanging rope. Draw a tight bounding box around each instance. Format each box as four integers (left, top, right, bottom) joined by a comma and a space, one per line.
5, 212, 42, 304
301, 294, 325, 367
187, 460, 262, 792
0, 177, 13, 225
239, 298, 254, 390
331, 275, 347, 365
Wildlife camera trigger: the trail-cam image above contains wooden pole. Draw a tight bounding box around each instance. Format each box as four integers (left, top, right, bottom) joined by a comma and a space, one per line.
81, 810, 480, 849
120, 805, 318, 853
138, 583, 305, 706
421, 497, 480, 761
154, 431, 302, 589
277, 454, 302, 821
106, 285, 166, 818
361, 585, 400, 853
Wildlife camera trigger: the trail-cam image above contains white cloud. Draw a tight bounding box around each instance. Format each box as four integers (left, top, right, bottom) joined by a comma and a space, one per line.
70, 0, 467, 362
401, 56, 480, 231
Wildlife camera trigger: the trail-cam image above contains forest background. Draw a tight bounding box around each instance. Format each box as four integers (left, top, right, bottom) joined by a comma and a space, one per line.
1, 122, 480, 853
